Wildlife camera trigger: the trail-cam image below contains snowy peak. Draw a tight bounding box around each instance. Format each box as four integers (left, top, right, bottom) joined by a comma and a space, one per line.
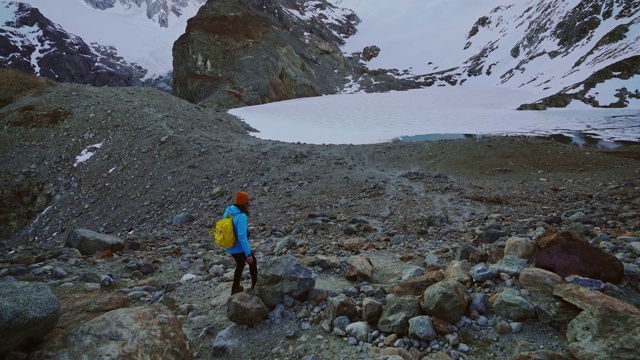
82, 0, 205, 27
0, 1, 145, 86
453, 0, 640, 106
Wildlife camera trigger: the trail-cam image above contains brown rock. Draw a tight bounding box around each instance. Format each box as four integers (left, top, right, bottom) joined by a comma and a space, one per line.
343, 237, 366, 252
489, 247, 505, 263
362, 298, 383, 325
425, 351, 454, 360
32, 306, 193, 359
369, 347, 414, 360
383, 333, 399, 347
8, 252, 35, 265
535, 238, 625, 283
346, 255, 374, 282
421, 280, 471, 324
431, 316, 454, 334
399, 254, 415, 262
227, 292, 269, 325
443, 260, 471, 285
553, 283, 640, 316
44, 291, 129, 342
537, 230, 587, 249
519, 268, 564, 294
495, 320, 512, 334
504, 236, 537, 260
384, 270, 444, 296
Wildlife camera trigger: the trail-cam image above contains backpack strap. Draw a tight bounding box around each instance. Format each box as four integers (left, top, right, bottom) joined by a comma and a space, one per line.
230, 213, 238, 239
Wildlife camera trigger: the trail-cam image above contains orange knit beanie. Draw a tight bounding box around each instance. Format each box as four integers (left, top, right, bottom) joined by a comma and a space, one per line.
235, 191, 250, 205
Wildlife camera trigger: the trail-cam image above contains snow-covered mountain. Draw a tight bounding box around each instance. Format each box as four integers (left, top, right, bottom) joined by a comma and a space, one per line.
81, 0, 203, 28
336, 0, 640, 108
1, 0, 639, 108
0, 1, 146, 86
1, 0, 204, 82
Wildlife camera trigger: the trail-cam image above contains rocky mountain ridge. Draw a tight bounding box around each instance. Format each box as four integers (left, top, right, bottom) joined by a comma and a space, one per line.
3, 0, 639, 109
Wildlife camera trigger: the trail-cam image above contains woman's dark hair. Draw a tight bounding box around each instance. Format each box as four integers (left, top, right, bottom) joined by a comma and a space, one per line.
236, 203, 250, 216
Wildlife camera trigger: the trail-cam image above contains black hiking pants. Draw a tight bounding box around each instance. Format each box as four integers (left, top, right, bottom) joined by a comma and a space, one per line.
231, 252, 257, 293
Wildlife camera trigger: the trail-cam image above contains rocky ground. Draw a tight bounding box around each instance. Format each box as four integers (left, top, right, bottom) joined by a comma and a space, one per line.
1, 70, 640, 359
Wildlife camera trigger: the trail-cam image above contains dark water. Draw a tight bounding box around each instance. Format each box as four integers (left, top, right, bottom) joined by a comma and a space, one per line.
399, 131, 626, 148
399, 133, 482, 142
398, 112, 640, 148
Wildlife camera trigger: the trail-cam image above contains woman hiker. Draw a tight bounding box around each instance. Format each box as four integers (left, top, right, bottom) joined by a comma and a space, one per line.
223, 191, 257, 295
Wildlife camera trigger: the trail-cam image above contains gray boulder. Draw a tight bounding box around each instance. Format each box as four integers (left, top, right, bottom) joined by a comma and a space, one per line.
492, 288, 537, 321
0, 281, 60, 357
490, 255, 528, 276
254, 254, 316, 309
408, 316, 437, 341
362, 297, 383, 325
65, 228, 124, 255
345, 322, 370, 342
326, 294, 358, 323
378, 296, 421, 335
421, 280, 470, 324
212, 325, 236, 356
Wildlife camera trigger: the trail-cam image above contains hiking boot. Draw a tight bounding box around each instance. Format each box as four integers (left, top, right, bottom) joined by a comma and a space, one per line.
231, 285, 244, 295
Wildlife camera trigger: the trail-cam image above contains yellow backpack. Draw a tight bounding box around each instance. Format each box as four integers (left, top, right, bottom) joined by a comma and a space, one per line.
210, 214, 236, 248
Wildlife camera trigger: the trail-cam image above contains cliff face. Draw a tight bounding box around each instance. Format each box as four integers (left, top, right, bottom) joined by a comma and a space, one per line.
172, 0, 359, 108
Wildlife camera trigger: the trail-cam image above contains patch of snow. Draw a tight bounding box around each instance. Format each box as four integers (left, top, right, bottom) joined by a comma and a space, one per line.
74, 142, 104, 167
585, 76, 640, 106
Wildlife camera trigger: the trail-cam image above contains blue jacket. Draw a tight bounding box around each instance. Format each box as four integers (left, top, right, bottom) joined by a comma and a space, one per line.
222, 205, 252, 256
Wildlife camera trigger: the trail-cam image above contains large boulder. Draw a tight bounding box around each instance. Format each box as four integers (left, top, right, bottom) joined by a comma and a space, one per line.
65, 228, 124, 255
555, 284, 640, 360
535, 231, 624, 283
519, 267, 578, 324
377, 296, 421, 335
325, 294, 358, 323
227, 292, 269, 325
421, 280, 470, 324
254, 254, 316, 309
491, 288, 537, 321
0, 281, 61, 357
504, 236, 537, 260
346, 255, 374, 282
30, 305, 194, 359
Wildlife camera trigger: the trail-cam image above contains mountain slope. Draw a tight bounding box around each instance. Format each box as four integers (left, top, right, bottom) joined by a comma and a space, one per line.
454, 0, 640, 108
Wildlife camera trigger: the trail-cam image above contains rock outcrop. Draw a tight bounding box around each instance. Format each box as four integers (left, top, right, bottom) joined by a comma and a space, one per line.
172, 0, 359, 108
